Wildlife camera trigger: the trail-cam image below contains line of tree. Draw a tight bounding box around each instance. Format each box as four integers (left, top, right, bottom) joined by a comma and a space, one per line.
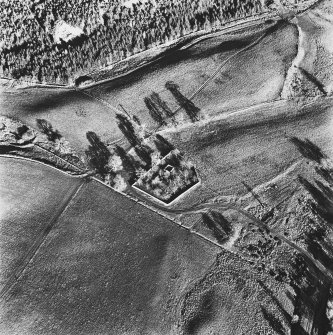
144, 91, 176, 126
144, 96, 166, 126
114, 144, 137, 185
116, 113, 141, 146
202, 210, 232, 243
165, 81, 200, 122
135, 144, 153, 169
154, 134, 175, 157
85, 131, 113, 179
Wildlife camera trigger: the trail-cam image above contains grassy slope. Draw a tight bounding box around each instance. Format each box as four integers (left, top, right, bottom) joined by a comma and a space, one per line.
162, 98, 333, 207
85, 28, 265, 126
1, 21, 297, 155
191, 22, 298, 116
0, 178, 218, 335
0, 88, 114, 154
0, 157, 81, 292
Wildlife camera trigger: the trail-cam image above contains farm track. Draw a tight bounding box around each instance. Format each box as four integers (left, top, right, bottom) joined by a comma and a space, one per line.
0, 179, 86, 302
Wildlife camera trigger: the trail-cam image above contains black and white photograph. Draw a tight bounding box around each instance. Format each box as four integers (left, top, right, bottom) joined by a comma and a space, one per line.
1, 0, 333, 334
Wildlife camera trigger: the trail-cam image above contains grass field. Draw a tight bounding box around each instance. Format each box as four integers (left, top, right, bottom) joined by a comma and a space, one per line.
162, 98, 333, 206
0, 157, 81, 292
1, 20, 297, 155
87, 21, 297, 126
282, 0, 333, 98
191, 21, 297, 116
0, 170, 218, 334
0, 88, 116, 154
86, 25, 268, 125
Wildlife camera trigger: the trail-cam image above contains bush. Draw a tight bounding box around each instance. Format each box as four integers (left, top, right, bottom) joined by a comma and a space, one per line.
36, 119, 62, 142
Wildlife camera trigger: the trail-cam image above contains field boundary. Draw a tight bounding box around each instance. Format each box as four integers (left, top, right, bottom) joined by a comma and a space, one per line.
0, 179, 86, 301
0, 154, 87, 178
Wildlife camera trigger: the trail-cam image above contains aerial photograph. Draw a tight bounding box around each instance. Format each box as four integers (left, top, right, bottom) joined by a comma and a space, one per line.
1, 0, 333, 334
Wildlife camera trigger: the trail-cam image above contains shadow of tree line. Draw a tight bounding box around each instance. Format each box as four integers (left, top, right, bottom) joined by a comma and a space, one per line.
288, 137, 333, 335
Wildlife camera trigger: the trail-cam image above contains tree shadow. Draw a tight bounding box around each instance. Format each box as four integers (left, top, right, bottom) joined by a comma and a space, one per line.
165, 81, 200, 122
299, 67, 327, 96
184, 289, 216, 335
85, 131, 111, 178
154, 134, 175, 156
290, 137, 326, 163
36, 119, 62, 142
298, 175, 333, 224
202, 212, 230, 243
258, 280, 292, 327
261, 306, 285, 335
315, 166, 333, 185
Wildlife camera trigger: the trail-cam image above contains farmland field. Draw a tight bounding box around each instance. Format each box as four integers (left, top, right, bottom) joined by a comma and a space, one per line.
0, 157, 82, 293
0, 160, 218, 335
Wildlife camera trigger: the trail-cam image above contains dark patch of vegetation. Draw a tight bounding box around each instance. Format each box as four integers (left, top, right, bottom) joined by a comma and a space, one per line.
305, 227, 333, 274
166, 149, 182, 167
202, 212, 230, 243
144, 96, 166, 126
134, 149, 198, 203
134, 144, 153, 168
264, 0, 275, 7
261, 307, 285, 335
36, 119, 62, 142
290, 137, 326, 163
210, 211, 232, 235
150, 92, 173, 118
315, 167, 333, 185
116, 113, 141, 146
10, 125, 30, 141
289, 254, 310, 290
114, 145, 137, 184
154, 134, 175, 157
0, 145, 29, 154
85, 131, 112, 178
306, 236, 331, 268
165, 81, 200, 122
298, 175, 333, 223
132, 115, 141, 126
299, 68, 327, 95
75, 75, 93, 86
184, 289, 215, 335
258, 280, 292, 327
3, 0, 264, 85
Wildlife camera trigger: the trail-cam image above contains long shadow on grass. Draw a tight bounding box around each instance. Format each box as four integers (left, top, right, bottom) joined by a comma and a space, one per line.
2, 89, 91, 115
101, 22, 285, 95
261, 307, 285, 335
184, 289, 216, 335
298, 175, 333, 224
290, 137, 326, 163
